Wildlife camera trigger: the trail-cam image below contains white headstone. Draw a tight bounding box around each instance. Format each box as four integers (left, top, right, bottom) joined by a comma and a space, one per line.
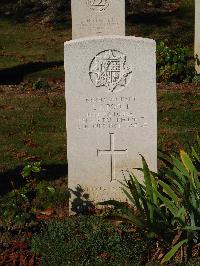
65, 36, 157, 210
195, 0, 200, 73
71, 0, 125, 39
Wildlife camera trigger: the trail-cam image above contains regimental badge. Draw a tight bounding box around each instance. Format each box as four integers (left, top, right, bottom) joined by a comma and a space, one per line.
86, 0, 110, 12
89, 50, 133, 92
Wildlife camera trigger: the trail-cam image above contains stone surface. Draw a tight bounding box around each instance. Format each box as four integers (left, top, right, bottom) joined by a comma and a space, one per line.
64, 36, 157, 211
71, 0, 125, 39
195, 0, 200, 73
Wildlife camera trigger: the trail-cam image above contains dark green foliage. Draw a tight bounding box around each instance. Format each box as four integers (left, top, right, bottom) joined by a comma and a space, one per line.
0, 186, 35, 228
31, 216, 152, 266
35, 180, 69, 210
100, 139, 200, 263
187, 257, 200, 266
157, 42, 195, 82
0, 180, 68, 229
22, 161, 43, 178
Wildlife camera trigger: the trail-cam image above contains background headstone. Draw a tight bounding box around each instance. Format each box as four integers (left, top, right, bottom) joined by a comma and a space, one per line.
195, 0, 200, 73
71, 0, 125, 39
65, 36, 157, 210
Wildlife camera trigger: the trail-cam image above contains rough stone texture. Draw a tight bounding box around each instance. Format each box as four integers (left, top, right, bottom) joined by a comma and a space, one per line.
65, 36, 157, 211
195, 0, 200, 73
71, 0, 125, 39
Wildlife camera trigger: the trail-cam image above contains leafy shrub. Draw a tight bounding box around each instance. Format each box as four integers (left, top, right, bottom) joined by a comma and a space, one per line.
22, 161, 43, 179
31, 216, 153, 265
0, 187, 35, 228
100, 138, 200, 263
21, 79, 50, 92
157, 42, 196, 83
34, 180, 69, 210
0, 158, 69, 229
32, 78, 50, 91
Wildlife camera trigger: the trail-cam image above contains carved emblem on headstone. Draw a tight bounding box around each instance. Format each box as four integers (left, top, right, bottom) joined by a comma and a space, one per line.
86, 0, 110, 12
89, 49, 132, 92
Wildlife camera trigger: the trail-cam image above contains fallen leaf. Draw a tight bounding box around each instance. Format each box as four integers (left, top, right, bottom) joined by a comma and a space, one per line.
172, 231, 182, 246
28, 255, 35, 266
40, 208, 54, 216
24, 138, 38, 148
193, 108, 200, 111
0, 104, 14, 110
19, 253, 26, 266
98, 252, 111, 260
11, 240, 28, 250
16, 151, 28, 159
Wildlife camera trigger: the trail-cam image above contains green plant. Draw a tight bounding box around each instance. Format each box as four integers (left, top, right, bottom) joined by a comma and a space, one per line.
35, 180, 68, 210
31, 216, 153, 265
21, 161, 43, 179
21, 79, 50, 92
157, 42, 195, 83
99, 139, 200, 264
0, 187, 35, 228
32, 78, 50, 91
99, 156, 172, 239
159, 141, 200, 263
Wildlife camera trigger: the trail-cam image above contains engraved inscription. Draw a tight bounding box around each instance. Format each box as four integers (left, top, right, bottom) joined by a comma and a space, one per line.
78, 96, 148, 130
77, 17, 120, 36
89, 50, 132, 92
97, 133, 127, 182
86, 0, 110, 11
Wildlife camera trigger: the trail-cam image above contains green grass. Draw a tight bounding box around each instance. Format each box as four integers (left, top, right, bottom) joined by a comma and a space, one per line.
126, 0, 194, 47
0, 94, 66, 172
158, 89, 200, 153
0, 18, 71, 80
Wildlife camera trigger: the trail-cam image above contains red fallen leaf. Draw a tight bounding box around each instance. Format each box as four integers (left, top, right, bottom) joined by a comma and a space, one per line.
16, 151, 28, 159
28, 255, 35, 266
40, 208, 54, 216
172, 231, 182, 246
193, 108, 200, 111
24, 138, 38, 148
11, 240, 28, 250
0, 104, 14, 110
98, 252, 111, 260
8, 252, 19, 264
191, 100, 200, 105
79, 234, 86, 240
19, 253, 26, 266
26, 232, 33, 238
36, 215, 51, 220
26, 155, 40, 162
163, 117, 171, 122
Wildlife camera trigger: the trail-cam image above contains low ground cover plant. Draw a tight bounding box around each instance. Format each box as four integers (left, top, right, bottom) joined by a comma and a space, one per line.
0, 161, 69, 230
31, 216, 153, 266
157, 42, 196, 83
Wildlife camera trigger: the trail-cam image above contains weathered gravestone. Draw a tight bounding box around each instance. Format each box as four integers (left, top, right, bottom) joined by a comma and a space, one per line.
71, 0, 125, 39
65, 36, 157, 211
195, 0, 200, 73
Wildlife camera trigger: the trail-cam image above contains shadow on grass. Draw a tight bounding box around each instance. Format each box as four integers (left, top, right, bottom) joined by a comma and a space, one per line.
0, 60, 64, 85
127, 3, 194, 43
69, 185, 95, 215
127, 1, 194, 24
0, 163, 68, 195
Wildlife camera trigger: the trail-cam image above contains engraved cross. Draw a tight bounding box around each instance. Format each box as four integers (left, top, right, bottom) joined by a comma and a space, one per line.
97, 133, 128, 182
